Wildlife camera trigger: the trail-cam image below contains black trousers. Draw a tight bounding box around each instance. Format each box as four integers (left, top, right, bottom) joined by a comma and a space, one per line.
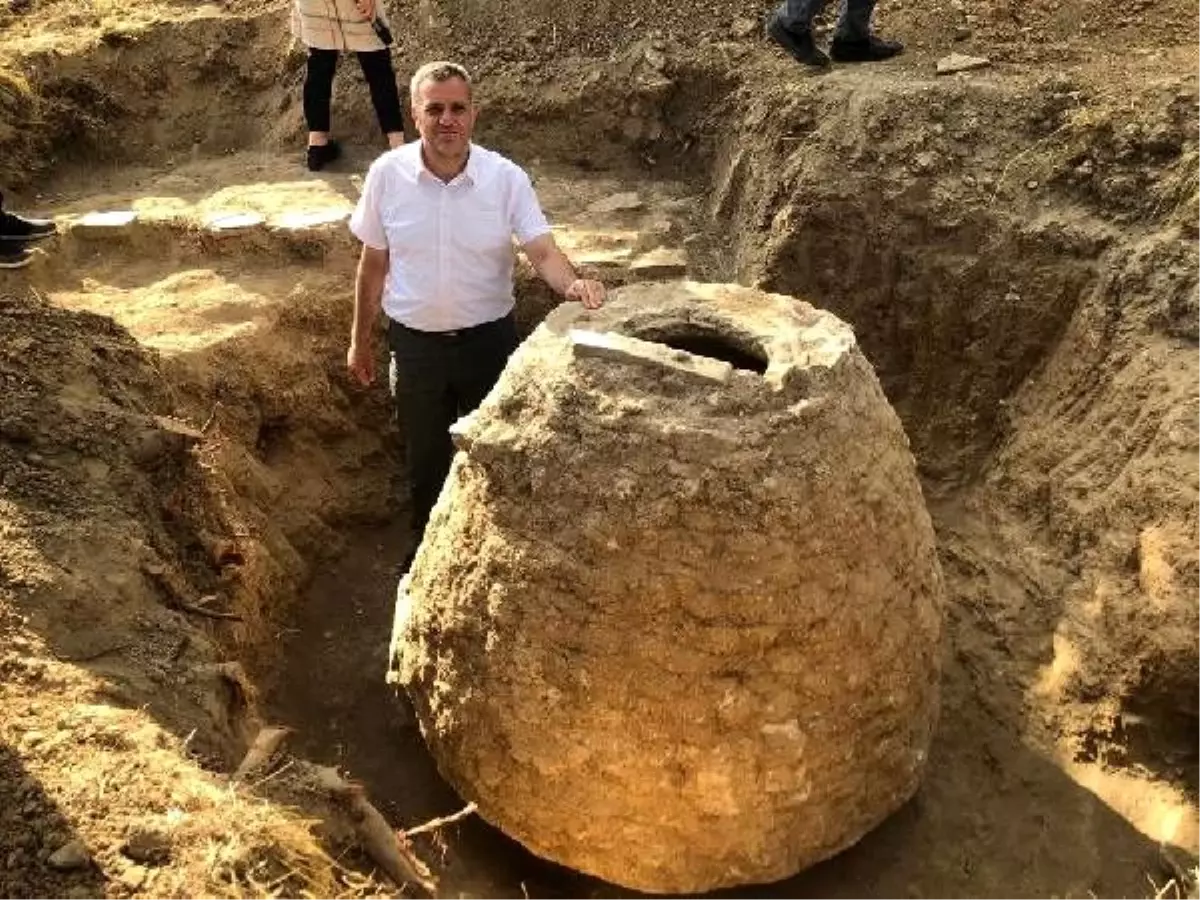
387, 314, 520, 538
303, 47, 404, 135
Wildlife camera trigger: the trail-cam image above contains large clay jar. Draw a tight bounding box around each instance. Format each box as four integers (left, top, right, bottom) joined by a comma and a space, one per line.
390, 281, 944, 893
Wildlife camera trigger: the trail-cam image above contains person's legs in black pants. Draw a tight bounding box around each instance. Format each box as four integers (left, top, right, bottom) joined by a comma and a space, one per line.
388, 316, 520, 550
450, 316, 520, 416
303, 48, 338, 133
303, 48, 342, 170
388, 324, 457, 540
356, 50, 405, 148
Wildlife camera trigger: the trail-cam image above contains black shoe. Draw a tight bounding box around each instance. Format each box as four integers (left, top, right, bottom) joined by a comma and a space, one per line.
0, 247, 33, 269
830, 34, 905, 62
306, 140, 341, 172
0, 191, 56, 243
765, 16, 831, 68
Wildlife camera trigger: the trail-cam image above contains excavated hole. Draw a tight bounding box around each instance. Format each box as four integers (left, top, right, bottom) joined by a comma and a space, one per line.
196, 214, 1158, 899
30, 176, 1184, 898
1117, 667, 1200, 781
13, 39, 1196, 895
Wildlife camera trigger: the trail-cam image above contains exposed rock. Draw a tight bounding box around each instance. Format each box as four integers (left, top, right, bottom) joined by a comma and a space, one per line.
203, 211, 264, 232
633, 218, 678, 252
122, 823, 172, 865
586, 191, 644, 214
621, 115, 664, 142
936, 52, 991, 74
731, 16, 759, 38
129, 415, 203, 469
392, 281, 945, 893
47, 840, 90, 871
73, 210, 138, 230
272, 208, 351, 230
629, 246, 688, 278
574, 247, 634, 280
643, 46, 666, 70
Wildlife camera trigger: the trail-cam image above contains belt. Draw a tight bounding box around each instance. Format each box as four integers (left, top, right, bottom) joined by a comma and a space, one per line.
389, 314, 510, 340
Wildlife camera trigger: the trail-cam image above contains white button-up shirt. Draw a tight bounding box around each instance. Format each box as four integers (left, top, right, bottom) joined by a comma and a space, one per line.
349, 141, 552, 332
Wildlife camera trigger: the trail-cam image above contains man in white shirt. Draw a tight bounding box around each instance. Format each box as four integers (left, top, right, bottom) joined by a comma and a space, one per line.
347, 60, 606, 545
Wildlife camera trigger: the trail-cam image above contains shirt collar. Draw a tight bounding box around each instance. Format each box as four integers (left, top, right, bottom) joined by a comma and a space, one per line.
411, 141, 479, 186
463, 146, 481, 185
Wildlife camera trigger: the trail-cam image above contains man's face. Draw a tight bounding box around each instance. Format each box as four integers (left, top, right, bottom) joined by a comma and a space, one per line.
413, 77, 476, 158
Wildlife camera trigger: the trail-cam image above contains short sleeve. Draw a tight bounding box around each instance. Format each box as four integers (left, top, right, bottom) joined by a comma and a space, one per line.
349, 160, 389, 250
510, 168, 552, 245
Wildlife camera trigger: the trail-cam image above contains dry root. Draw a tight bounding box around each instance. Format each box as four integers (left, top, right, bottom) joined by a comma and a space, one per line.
404, 802, 478, 838
233, 726, 293, 783
314, 766, 437, 896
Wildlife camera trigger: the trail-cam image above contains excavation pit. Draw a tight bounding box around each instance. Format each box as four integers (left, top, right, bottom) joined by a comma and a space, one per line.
4, 149, 1195, 896
0, 11, 1196, 896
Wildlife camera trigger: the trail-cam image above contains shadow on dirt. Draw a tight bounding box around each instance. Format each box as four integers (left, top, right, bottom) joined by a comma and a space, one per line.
0, 741, 110, 898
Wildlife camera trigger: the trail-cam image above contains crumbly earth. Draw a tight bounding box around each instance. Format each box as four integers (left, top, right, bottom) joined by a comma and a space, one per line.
0, 0, 1196, 897
0, 291, 375, 899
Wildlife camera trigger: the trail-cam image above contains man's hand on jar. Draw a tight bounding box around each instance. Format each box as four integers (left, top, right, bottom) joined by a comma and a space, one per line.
566, 278, 606, 310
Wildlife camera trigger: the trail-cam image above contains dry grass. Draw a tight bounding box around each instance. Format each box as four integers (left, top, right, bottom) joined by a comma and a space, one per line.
0, 0, 205, 45
0, 61, 36, 150
0, 671, 357, 900
0, 64, 31, 103
197, 798, 342, 899
1150, 855, 1200, 900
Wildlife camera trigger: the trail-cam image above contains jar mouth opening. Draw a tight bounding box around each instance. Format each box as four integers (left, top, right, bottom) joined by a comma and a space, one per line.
621, 321, 768, 375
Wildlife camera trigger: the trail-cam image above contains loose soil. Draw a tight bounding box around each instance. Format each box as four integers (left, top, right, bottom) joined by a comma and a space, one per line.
0, 0, 1196, 897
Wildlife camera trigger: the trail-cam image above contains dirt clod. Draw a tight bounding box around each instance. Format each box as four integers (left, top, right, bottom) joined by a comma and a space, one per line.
122, 824, 172, 865
115, 864, 149, 891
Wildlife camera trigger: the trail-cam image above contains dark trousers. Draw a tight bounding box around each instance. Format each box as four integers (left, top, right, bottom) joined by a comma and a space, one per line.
387, 314, 520, 538
775, 0, 875, 39
303, 47, 404, 136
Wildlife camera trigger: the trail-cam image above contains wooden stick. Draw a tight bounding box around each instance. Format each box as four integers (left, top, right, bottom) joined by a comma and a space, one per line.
404, 802, 478, 837
315, 766, 437, 896
178, 601, 243, 621
200, 402, 222, 435
178, 595, 242, 621
233, 726, 292, 782
53, 643, 130, 663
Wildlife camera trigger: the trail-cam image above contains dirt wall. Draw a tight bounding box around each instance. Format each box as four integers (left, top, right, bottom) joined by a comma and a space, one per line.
1, 7, 296, 189
700, 62, 1199, 791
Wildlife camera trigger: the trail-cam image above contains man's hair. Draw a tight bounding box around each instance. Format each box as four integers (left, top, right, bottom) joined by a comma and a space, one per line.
410, 61, 472, 103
